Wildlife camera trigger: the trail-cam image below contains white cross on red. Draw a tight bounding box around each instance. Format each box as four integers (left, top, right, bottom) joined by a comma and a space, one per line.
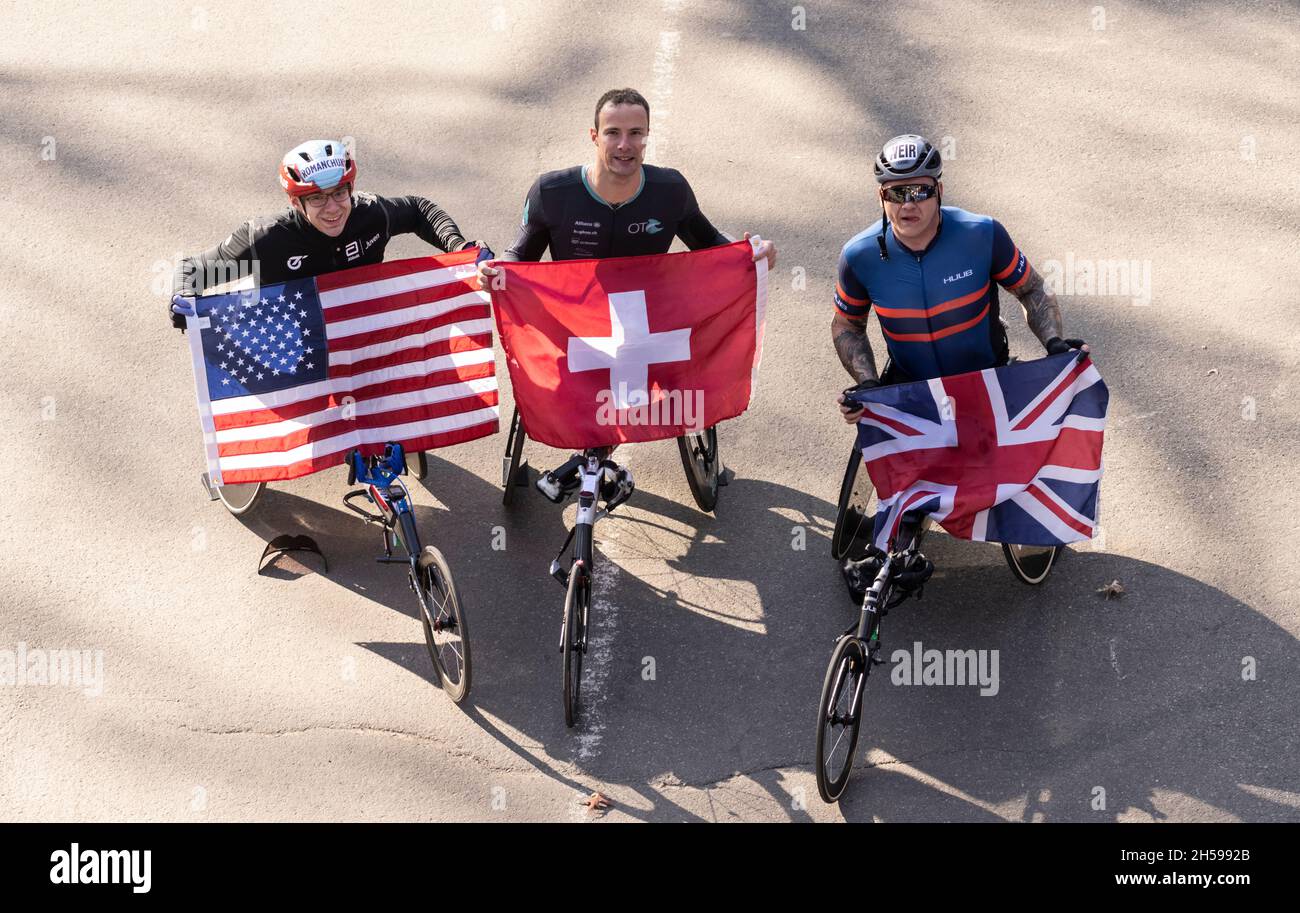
567, 290, 691, 409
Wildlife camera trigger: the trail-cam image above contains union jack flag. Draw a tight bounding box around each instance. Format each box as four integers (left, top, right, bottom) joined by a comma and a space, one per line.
850, 352, 1108, 550
183, 251, 498, 485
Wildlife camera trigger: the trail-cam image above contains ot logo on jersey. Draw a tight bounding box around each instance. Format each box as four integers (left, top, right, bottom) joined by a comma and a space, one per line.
628, 219, 663, 235
344, 240, 362, 261
286, 255, 309, 270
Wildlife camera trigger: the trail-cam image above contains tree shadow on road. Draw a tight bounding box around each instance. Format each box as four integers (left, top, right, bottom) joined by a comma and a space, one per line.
227, 441, 1300, 822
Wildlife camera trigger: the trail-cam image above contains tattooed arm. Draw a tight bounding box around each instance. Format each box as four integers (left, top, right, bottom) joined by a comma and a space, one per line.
1007, 266, 1064, 349
990, 221, 1069, 350
831, 311, 879, 384
833, 245, 883, 420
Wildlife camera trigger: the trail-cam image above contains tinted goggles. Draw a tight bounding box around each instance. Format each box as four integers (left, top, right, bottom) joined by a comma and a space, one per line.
881, 183, 939, 204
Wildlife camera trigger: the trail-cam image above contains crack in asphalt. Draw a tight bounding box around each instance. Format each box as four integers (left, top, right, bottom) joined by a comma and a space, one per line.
173, 723, 531, 773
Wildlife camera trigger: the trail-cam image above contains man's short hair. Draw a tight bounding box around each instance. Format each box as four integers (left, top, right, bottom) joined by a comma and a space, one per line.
594, 88, 650, 129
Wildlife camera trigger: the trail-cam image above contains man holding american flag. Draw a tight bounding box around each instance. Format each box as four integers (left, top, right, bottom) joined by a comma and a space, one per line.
171, 139, 490, 318
170, 139, 499, 492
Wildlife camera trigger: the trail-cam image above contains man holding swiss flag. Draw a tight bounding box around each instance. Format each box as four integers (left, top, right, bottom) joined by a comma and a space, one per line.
479, 87, 777, 503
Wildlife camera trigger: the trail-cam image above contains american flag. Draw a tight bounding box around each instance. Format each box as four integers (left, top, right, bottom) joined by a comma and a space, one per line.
850, 352, 1108, 550
184, 250, 498, 485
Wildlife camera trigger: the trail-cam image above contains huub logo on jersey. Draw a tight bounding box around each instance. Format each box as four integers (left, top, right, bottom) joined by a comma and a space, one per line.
628, 218, 663, 235
287, 255, 309, 270
943, 268, 973, 284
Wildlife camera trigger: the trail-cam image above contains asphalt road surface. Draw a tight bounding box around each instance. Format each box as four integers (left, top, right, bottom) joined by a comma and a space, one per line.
1, 0, 1297, 822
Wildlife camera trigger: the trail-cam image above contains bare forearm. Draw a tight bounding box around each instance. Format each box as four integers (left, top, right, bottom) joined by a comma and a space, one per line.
1010, 269, 1063, 347
832, 314, 879, 383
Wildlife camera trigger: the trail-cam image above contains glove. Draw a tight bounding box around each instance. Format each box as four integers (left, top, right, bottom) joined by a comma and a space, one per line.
472, 242, 495, 264
170, 294, 196, 332
1046, 336, 1086, 355
842, 378, 881, 398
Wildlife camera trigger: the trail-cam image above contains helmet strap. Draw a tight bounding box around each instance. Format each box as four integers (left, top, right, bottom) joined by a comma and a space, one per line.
877, 201, 890, 261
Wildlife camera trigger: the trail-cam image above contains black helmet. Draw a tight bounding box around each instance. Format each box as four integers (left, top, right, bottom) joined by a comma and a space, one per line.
873, 134, 942, 183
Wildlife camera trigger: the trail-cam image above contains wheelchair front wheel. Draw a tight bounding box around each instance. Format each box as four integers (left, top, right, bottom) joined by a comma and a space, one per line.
677, 426, 720, 513
1002, 543, 1063, 585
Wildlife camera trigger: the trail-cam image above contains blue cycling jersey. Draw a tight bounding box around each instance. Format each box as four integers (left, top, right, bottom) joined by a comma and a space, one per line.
834, 206, 1032, 381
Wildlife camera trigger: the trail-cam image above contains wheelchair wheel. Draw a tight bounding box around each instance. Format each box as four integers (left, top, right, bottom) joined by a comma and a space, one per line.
561, 561, 589, 728
1002, 544, 1063, 585
501, 406, 527, 506
409, 450, 429, 481
831, 448, 876, 561
815, 634, 869, 803
204, 472, 264, 517
677, 426, 720, 512
417, 545, 472, 703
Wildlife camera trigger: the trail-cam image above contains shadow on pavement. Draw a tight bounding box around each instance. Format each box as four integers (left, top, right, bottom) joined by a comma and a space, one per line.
229, 443, 1297, 822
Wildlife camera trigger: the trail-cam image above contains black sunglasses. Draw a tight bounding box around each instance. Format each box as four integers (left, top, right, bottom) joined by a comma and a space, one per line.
881, 183, 939, 204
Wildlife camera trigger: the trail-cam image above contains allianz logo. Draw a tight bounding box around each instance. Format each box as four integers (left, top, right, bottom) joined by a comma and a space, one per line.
943, 268, 974, 284
628, 218, 663, 235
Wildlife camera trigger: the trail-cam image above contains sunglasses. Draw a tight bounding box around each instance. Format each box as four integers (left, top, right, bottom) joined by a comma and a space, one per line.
881, 183, 939, 204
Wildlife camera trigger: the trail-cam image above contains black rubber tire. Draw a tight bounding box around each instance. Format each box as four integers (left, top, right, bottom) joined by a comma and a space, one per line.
417, 546, 472, 704
562, 563, 589, 728
815, 635, 868, 803
677, 426, 720, 513
410, 450, 429, 481
502, 407, 527, 507
831, 448, 876, 561
1002, 543, 1064, 585
216, 480, 265, 517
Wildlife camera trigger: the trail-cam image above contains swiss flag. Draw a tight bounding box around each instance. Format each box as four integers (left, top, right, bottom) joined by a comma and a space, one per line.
490, 240, 768, 449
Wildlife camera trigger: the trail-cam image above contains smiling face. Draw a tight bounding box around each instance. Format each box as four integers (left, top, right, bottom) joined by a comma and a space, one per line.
881, 176, 941, 246
590, 102, 649, 177
295, 183, 353, 237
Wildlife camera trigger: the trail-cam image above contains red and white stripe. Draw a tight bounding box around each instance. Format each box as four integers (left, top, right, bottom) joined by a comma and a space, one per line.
198, 251, 498, 485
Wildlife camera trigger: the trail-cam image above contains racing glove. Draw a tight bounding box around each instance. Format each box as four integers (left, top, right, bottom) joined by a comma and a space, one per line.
170, 294, 196, 332
1045, 336, 1087, 355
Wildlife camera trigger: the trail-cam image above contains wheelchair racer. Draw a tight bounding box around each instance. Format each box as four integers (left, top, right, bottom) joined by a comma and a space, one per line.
170, 138, 491, 322
477, 87, 777, 504
831, 134, 1089, 594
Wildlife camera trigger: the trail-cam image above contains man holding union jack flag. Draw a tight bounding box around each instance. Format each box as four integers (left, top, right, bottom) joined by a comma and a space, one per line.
831, 134, 1099, 597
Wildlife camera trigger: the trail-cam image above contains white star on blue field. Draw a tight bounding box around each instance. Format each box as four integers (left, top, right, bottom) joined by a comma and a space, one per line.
198, 278, 329, 400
